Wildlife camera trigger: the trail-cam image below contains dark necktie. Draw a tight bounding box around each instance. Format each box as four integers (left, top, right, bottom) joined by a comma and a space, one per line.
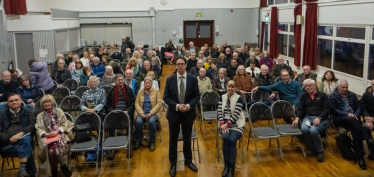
179, 76, 185, 104
251, 69, 255, 78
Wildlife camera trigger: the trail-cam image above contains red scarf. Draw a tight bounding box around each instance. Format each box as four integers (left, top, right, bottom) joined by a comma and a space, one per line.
112, 85, 127, 109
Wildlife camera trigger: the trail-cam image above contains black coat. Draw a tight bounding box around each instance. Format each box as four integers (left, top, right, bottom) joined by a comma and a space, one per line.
226, 65, 238, 80
111, 52, 123, 60
121, 40, 135, 53
239, 52, 249, 61
52, 68, 72, 84
189, 67, 200, 77
361, 87, 374, 118
207, 67, 219, 81
16, 85, 43, 104
296, 90, 330, 120
0, 80, 18, 102
329, 88, 361, 119
187, 59, 197, 72
217, 60, 228, 69
106, 84, 135, 118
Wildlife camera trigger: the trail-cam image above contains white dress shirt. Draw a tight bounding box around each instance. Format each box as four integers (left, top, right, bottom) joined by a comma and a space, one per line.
176, 72, 190, 111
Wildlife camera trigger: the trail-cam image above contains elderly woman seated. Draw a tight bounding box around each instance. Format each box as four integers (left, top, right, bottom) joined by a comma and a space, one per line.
126, 57, 140, 76
212, 68, 230, 96
101, 66, 116, 87
218, 80, 245, 177
234, 65, 254, 96
134, 77, 162, 151
79, 66, 95, 87
138, 60, 158, 82
16, 75, 44, 109
90, 57, 105, 78
80, 76, 107, 119
140, 71, 159, 90
35, 94, 74, 177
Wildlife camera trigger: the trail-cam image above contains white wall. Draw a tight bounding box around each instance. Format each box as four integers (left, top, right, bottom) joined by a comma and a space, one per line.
27, 0, 259, 12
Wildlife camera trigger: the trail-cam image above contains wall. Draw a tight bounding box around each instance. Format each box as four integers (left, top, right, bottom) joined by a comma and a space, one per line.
155, 8, 259, 46
0, 8, 7, 72
27, 0, 259, 12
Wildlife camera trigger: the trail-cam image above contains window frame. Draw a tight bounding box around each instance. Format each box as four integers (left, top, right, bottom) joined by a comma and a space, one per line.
277, 23, 294, 58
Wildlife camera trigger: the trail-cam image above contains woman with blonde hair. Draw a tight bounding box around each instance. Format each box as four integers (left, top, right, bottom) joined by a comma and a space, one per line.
101, 66, 116, 86
217, 53, 228, 69
126, 57, 140, 76
140, 71, 159, 90
204, 56, 212, 69
197, 51, 206, 63
36, 94, 74, 177
234, 65, 254, 94
133, 51, 143, 67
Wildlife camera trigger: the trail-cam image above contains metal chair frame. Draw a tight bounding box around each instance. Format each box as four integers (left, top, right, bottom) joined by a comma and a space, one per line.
199, 91, 220, 140
177, 121, 201, 163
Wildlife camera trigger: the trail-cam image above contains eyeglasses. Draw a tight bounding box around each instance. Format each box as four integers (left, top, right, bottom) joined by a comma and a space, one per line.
176, 63, 185, 66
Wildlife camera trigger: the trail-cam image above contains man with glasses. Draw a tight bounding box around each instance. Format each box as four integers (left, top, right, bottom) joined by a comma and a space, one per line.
164, 56, 200, 177
226, 59, 238, 80
252, 69, 302, 124
291, 79, 330, 162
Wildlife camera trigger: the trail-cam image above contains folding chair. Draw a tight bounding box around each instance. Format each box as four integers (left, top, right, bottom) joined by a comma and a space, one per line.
33, 100, 43, 117
251, 90, 270, 102
216, 121, 244, 163
75, 86, 90, 99
52, 86, 70, 105
101, 111, 131, 174
69, 112, 101, 175
235, 91, 249, 122
101, 85, 113, 97
111, 59, 120, 64
274, 76, 281, 83
64, 112, 74, 122
52, 80, 58, 92
247, 102, 283, 163
62, 79, 79, 94
40, 89, 45, 96
199, 91, 220, 140
271, 100, 306, 157
60, 95, 81, 122
178, 121, 201, 163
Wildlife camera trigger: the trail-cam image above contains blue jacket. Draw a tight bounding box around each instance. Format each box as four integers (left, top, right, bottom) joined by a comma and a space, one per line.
91, 63, 105, 77
130, 78, 139, 97
29, 62, 54, 92
258, 80, 302, 106
329, 88, 361, 119
16, 85, 43, 104
0, 105, 36, 146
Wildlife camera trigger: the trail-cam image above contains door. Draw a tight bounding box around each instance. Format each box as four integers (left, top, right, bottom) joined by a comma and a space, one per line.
184, 21, 214, 48
15, 33, 34, 74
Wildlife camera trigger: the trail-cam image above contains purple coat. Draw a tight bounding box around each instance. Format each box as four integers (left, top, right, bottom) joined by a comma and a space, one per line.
30, 62, 54, 92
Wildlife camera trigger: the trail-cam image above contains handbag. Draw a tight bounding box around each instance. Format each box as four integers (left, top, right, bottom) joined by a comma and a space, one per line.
74, 123, 92, 143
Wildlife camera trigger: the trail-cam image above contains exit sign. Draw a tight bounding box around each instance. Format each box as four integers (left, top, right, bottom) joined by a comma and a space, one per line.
196, 13, 203, 17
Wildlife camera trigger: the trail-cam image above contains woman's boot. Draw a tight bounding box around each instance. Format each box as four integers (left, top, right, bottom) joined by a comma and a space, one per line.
61, 164, 72, 177
222, 161, 229, 177
226, 164, 235, 177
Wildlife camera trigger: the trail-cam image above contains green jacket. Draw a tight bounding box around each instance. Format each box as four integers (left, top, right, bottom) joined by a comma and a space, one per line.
271, 64, 295, 81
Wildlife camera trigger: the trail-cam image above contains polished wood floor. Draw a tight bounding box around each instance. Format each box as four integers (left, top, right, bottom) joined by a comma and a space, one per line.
2, 64, 374, 177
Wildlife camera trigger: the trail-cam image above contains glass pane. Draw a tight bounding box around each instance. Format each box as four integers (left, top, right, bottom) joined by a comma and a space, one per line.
290, 25, 294, 33
264, 24, 269, 51
275, 0, 288, 4
290, 0, 294, 2
334, 41, 364, 77
372, 28, 374, 40
200, 24, 210, 38
318, 26, 333, 36
317, 39, 333, 68
186, 25, 196, 38
268, 0, 274, 5
278, 34, 287, 56
278, 24, 288, 32
336, 27, 365, 40
288, 35, 295, 58
369, 44, 374, 79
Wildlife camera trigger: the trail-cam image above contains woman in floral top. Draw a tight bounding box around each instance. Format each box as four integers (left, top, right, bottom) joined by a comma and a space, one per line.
80, 76, 107, 119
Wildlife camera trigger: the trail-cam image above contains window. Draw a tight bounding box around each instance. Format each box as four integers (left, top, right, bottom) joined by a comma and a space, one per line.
372, 28, 374, 40
318, 26, 333, 36
336, 27, 365, 40
275, 0, 288, 4
368, 44, 374, 79
264, 23, 269, 51
317, 39, 333, 68
290, 25, 294, 32
334, 41, 364, 77
278, 34, 287, 56
268, 0, 291, 5
277, 23, 293, 58
288, 35, 295, 58
278, 24, 288, 32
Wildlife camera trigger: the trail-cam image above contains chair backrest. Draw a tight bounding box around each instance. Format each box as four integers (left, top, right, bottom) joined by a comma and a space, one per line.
52, 80, 58, 92
120, 62, 127, 70
200, 91, 220, 107
75, 86, 90, 98
251, 90, 270, 102
103, 111, 131, 133
75, 112, 101, 131
60, 95, 81, 112
62, 78, 79, 92
235, 90, 248, 110
275, 76, 281, 83
271, 100, 296, 120
64, 112, 73, 122
111, 59, 120, 63
52, 86, 70, 104
249, 102, 273, 123
102, 85, 113, 97
40, 89, 45, 96
33, 100, 43, 116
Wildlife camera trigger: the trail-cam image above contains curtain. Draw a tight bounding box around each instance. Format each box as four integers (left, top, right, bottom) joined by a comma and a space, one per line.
302, 3, 318, 70
260, 22, 266, 52
269, 7, 278, 59
294, 0, 302, 3
260, 0, 268, 8
293, 4, 302, 67
305, 0, 318, 2
4, 0, 27, 15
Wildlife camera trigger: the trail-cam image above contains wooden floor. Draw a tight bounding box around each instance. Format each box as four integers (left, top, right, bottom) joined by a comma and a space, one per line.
2, 64, 374, 177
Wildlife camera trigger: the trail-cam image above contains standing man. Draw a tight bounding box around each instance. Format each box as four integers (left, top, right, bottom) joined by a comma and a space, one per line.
164, 56, 200, 177
121, 36, 135, 53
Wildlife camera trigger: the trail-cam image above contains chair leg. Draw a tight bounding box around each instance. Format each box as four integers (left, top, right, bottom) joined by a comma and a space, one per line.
253, 137, 260, 164
6, 158, 9, 166
11, 158, 14, 168
100, 148, 104, 175
300, 144, 306, 157
291, 136, 294, 145
202, 119, 206, 140
1, 158, 5, 172
128, 148, 131, 173
276, 138, 284, 161
196, 138, 201, 163
269, 139, 272, 148
326, 130, 333, 153
241, 138, 244, 163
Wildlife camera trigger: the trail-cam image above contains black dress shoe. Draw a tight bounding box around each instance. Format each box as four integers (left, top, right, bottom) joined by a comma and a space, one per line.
184, 162, 198, 172
226, 165, 235, 177
358, 158, 367, 170
169, 165, 176, 177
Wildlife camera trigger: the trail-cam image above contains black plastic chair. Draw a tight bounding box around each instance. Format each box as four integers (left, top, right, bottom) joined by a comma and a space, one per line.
62, 79, 79, 94
52, 80, 58, 93
52, 86, 70, 105
33, 100, 43, 117
120, 62, 127, 71
60, 95, 81, 121
69, 112, 101, 175
75, 86, 90, 99
101, 111, 131, 174
64, 112, 73, 122
101, 85, 113, 97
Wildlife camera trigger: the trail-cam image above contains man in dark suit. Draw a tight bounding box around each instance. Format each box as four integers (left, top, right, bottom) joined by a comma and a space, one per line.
163, 56, 200, 177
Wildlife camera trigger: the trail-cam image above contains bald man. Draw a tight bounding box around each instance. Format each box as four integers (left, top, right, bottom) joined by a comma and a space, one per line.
296, 65, 317, 86
189, 59, 204, 77
0, 71, 19, 110
329, 79, 372, 170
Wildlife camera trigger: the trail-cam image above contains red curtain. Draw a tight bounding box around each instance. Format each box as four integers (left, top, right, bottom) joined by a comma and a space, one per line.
293, 4, 302, 67
305, 0, 318, 2
269, 7, 278, 59
294, 0, 302, 3
260, 22, 266, 52
260, 0, 268, 8
302, 3, 318, 70
4, 0, 27, 15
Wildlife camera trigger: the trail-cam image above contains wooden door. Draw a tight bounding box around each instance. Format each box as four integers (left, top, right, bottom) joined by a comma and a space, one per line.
183, 20, 214, 48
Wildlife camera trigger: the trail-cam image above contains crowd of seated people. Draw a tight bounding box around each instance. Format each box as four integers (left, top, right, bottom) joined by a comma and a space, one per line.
3, 39, 374, 177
